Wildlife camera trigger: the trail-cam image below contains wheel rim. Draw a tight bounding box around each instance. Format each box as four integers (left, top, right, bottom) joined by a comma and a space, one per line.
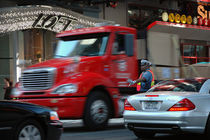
90, 100, 108, 124
18, 125, 41, 140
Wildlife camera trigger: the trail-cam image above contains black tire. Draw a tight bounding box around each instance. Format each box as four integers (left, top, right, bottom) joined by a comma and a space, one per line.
133, 130, 155, 139
83, 90, 111, 130
14, 119, 45, 140
205, 115, 210, 138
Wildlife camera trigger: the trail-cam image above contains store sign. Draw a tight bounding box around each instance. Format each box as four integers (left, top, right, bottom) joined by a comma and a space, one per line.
162, 12, 168, 22
180, 15, 187, 24
161, 2, 210, 26
197, 5, 210, 20
197, 4, 210, 26
168, 13, 175, 22
186, 15, 192, 24
175, 14, 181, 23
32, 14, 77, 32
0, 5, 114, 34
197, 0, 210, 2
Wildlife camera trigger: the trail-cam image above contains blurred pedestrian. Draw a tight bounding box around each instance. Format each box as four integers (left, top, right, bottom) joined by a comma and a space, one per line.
128, 59, 155, 93
3, 77, 13, 100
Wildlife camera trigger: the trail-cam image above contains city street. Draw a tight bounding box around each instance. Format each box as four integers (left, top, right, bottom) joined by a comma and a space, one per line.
0, 1, 209, 140
61, 118, 204, 140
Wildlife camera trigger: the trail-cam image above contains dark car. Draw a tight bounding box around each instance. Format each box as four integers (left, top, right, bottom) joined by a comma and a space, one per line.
0, 100, 63, 140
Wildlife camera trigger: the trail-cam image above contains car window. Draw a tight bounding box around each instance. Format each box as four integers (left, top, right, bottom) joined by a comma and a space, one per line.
148, 79, 207, 92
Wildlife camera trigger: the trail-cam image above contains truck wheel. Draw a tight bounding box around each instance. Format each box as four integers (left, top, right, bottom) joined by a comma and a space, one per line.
14, 119, 45, 140
83, 90, 111, 130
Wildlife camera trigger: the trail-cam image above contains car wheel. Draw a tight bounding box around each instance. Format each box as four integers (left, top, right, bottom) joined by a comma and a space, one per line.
83, 90, 111, 130
14, 119, 45, 140
133, 130, 155, 139
205, 115, 210, 138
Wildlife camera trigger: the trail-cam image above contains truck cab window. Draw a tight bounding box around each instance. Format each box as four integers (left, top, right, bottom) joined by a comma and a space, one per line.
112, 34, 125, 55
54, 34, 109, 58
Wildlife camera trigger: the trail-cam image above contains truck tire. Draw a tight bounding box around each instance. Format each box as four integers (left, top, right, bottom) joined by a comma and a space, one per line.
83, 90, 111, 130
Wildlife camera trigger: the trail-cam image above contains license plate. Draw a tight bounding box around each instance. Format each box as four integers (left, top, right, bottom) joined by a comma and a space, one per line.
141, 101, 161, 111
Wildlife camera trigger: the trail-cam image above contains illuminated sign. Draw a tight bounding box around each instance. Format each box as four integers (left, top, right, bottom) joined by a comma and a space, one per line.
180, 15, 187, 24
175, 14, 181, 23
169, 13, 175, 22
197, 5, 210, 20
193, 16, 198, 25
162, 12, 168, 22
197, 0, 210, 2
161, 1, 210, 26
186, 16, 192, 24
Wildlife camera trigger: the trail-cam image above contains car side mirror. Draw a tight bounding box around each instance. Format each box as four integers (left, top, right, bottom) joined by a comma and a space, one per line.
124, 34, 134, 57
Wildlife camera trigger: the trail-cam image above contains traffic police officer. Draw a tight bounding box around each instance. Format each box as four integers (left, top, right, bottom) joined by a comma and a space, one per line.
128, 59, 155, 93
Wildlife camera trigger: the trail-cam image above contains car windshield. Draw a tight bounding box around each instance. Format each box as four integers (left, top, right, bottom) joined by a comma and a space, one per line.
147, 79, 207, 92
54, 33, 109, 58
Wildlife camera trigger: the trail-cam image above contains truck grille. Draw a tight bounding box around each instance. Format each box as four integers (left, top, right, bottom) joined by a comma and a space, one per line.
20, 67, 56, 90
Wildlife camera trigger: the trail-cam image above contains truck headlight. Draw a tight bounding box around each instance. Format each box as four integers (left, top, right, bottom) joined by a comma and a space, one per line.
11, 88, 21, 96
52, 84, 78, 94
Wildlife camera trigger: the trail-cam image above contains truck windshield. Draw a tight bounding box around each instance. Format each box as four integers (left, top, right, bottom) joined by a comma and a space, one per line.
54, 34, 109, 58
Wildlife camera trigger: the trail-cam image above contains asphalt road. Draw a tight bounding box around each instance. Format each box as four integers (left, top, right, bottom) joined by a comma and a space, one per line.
61, 118, 135, 140
60, 118, 205, 140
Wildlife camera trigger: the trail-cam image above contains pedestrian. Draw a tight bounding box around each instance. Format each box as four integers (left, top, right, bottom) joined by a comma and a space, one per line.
128, 59, 155, 93
3, 77, 13, 100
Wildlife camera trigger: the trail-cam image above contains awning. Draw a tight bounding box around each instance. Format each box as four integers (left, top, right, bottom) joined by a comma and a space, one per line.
0, 5, 114, 34
147, 21, 210, 41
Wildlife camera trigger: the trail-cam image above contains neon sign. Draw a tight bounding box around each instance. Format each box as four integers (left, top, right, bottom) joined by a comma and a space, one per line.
197, 5, 210, 20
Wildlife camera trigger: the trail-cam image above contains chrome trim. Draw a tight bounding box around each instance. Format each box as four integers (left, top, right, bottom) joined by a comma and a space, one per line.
20, 67, 56, 91
0, 127, 12, 130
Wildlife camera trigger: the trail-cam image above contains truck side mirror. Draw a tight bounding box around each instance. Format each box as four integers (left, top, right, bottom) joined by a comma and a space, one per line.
124, 34, 134, 56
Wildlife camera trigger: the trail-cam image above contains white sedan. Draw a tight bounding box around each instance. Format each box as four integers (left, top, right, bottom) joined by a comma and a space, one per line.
123, 78, 210, 139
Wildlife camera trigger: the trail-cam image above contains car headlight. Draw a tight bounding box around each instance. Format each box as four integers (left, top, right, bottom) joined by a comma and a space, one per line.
52, 84, 78, 94
50, 111, 60, 121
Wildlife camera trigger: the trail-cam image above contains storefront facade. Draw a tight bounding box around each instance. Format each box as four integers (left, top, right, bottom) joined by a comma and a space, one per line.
0, 1, 110, 98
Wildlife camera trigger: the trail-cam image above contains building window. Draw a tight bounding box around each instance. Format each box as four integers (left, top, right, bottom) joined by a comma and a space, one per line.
181, 43, 210, 64
128, 6, 158, 29
21, 29, 56, 68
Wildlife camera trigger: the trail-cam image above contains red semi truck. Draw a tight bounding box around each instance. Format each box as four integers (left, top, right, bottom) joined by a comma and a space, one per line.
11, 25, 141, 129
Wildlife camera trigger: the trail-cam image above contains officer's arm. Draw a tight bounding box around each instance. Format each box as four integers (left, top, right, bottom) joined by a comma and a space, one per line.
134, 77, 146, 84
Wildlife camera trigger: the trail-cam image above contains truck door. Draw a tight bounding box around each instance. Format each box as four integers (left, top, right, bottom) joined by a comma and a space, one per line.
110, 34, 137, 88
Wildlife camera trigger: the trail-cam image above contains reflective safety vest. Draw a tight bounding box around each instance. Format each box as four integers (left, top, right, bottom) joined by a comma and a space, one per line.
137, 70, 155, 92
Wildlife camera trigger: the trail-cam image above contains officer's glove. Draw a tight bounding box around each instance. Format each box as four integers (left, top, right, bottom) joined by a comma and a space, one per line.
127, 79, 136, 86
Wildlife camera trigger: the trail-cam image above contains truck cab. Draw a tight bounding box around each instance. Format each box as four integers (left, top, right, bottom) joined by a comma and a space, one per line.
11, 25, 140, 129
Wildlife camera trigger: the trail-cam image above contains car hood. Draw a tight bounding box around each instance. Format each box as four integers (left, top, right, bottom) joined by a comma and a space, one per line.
0, 100, 51, 113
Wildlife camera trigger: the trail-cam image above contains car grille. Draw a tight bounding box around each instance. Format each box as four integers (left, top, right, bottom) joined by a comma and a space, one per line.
20, 67, 56, 91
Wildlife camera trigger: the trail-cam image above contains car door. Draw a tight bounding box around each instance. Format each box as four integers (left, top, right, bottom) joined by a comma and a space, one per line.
0, 102, 25, 132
